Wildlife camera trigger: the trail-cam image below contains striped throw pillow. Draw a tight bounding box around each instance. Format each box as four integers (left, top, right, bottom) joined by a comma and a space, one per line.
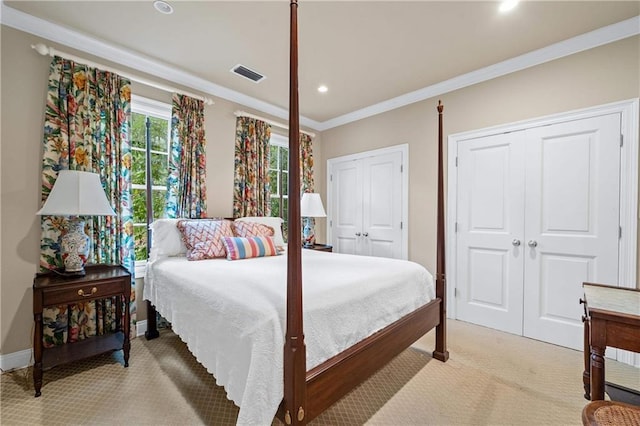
231, 221, 275, 239
222, 236, 279, 260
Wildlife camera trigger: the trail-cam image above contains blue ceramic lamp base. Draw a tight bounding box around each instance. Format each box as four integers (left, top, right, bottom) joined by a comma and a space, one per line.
302, 217, 315, 248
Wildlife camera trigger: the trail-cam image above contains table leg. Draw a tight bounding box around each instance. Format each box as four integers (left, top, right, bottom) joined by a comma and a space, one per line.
583, 315, 591, 400
123, 294, 130, 368
590, 345, 606, 400
33, 313, 43, 397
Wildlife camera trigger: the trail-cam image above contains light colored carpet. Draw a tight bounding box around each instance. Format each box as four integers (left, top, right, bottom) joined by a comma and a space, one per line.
1, 319, 638, 425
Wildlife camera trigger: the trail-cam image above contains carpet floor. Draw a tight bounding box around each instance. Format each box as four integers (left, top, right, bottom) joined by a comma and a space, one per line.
1, 319, 638, 425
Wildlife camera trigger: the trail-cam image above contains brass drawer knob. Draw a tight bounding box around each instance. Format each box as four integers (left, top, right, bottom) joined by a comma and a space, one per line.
78, 287, 98, 297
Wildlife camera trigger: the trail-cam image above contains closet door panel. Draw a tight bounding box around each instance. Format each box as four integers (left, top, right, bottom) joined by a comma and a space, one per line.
362, 151, 403, 258
455, 132, 526, 335
523, 113, 621, 350
332, 160, 362, 255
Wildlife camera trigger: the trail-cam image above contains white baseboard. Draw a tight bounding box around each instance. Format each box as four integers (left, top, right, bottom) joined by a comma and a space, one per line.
5, 320, 636, 372
617, 350, 640, 368
1, 322, 148, 373
0, 348, 32, 372
136, 320, 147, 337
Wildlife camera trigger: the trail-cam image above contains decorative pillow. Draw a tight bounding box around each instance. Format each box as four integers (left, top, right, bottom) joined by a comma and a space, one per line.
232, 221, 275, 239
235, 216, 285, 247
177, 219, 234, 261
149, 219, 187, 260
222, 236, 279, 260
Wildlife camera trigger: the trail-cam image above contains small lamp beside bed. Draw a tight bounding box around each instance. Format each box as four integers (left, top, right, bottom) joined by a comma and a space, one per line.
300, 192, 326, 248
36, 170, 116, 276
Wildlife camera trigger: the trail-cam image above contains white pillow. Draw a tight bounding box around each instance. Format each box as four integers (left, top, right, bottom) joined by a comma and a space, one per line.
148, 218, 187, 260
235, 216, 285, 247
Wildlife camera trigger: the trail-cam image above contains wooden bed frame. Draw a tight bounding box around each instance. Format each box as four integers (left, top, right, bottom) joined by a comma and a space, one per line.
146, 1, 448, 424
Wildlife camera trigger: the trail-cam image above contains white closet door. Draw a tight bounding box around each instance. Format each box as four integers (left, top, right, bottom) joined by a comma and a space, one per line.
455, 132, 526, 335
331, 160, 362, 255
361, 151, 403, 258
523, 114, 621, 350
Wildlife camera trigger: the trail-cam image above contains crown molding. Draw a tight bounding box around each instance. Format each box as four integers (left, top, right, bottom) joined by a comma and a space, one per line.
0, 2, 323, 130
1, 2, 637, 132
318, 15, 640, 131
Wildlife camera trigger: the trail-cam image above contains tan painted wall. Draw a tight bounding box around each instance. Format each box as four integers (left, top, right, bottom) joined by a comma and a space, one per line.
319, 36, 640, 276
1, 24, 637, 357
0, 26, 322, 355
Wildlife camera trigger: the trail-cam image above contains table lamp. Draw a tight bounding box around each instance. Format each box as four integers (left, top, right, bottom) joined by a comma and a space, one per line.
37, 170, 116, 276
300, 193, 326, 248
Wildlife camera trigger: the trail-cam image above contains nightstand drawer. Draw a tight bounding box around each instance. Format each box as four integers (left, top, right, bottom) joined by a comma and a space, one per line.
42, 279, 125, 306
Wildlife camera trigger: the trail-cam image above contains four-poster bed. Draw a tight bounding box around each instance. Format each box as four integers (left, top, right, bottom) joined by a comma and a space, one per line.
143, 1, 448, 424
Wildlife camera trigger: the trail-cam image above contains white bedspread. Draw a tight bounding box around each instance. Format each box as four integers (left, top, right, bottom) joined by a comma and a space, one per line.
144, 249, 434, 425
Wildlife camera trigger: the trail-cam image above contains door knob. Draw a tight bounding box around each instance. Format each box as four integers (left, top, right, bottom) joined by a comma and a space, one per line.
363, 232, 369, 237
512, 239, 521, 246
355, 232, 361, 236
528, 240, 538, 248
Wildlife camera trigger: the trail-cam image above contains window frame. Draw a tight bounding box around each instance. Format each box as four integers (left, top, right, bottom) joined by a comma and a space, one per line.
131, 94, 172, 279
269, 133, 289, 238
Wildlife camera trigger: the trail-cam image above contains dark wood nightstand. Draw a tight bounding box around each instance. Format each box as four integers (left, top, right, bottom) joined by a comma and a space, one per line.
303, 244, 333, 253
32, 264, 131, 397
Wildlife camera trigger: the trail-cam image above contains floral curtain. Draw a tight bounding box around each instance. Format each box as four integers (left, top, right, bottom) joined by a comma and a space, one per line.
39, 56, 134, 346
300, 133, 315, 193
299, 132, 316, 239
233, 117, 272, 217
166, 93, 207, 218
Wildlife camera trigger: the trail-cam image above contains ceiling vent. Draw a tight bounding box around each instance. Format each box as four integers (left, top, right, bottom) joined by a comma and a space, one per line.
231, 64, 266, 83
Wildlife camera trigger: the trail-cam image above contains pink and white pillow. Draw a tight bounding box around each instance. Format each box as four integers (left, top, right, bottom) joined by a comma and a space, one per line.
232, 221, 275, 239
235, 216, 285, 247
177, 219, 234, 261
222, 236, 279, 260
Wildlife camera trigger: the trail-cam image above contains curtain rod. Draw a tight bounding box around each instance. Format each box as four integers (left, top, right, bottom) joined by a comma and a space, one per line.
31, 43, 215, 106
234, 110, 316, 138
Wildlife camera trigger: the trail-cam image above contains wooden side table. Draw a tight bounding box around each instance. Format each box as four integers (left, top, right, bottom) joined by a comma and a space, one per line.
303, 243, 333, 253
581, 283, 640, 401
32, 264, 131, 397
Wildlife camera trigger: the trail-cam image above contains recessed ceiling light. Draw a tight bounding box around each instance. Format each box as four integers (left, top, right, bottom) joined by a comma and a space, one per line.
499, 0, 519, 13
317, 85, 328, 93
154, 1, 174, 15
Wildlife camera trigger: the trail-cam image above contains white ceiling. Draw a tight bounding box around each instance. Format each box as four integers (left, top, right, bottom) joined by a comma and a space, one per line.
3, 1, 639, 130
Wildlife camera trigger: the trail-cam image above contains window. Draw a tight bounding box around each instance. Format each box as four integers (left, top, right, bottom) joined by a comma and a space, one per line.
131, 95, 171, 264
269, 134, 289, 238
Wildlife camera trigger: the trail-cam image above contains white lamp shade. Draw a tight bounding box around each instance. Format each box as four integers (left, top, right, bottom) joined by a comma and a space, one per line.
300, 193, 326, 217
36, 170, 116, 216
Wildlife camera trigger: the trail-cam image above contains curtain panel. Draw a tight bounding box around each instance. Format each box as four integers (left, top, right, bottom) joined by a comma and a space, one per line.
300, 133, 315, 193
39, 56, 134, 346
166, 93, 207, 218
299, 132, 316, 236
233, 117, 272, 217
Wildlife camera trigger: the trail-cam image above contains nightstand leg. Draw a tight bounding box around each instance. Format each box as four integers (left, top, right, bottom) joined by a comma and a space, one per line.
123, 295, 130, 367
33, 312, 43, 397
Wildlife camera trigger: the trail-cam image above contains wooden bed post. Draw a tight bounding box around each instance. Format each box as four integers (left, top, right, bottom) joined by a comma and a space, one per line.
283, 0, 307, 424
145, 301, 159, 340
145, 205, 159, 340
433, 100, 449, 362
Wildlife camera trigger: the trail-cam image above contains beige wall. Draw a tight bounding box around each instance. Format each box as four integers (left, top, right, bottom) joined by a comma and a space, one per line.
320, 36, 640, 275
0, 26, 321, 355
1, 24, 637, 357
